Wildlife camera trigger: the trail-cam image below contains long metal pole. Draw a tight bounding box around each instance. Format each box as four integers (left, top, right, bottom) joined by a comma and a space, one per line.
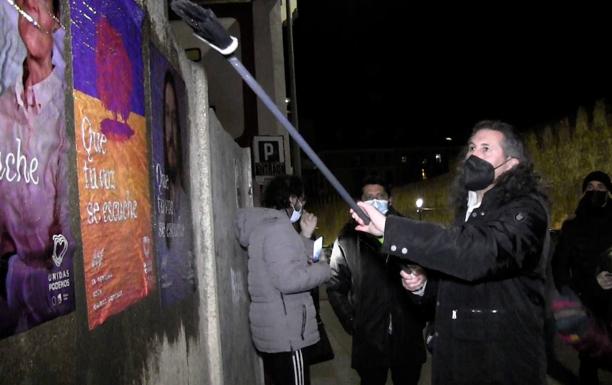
227, 56, 370, 223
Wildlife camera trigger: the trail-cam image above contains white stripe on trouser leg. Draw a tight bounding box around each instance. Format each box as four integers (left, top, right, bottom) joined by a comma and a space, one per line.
292, 350, 304, 385
298, 349, 304, 385
292, 351, 299, 385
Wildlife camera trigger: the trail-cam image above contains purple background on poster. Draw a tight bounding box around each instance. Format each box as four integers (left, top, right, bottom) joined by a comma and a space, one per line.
70, 0, 144, 115
150, 45, 196, 306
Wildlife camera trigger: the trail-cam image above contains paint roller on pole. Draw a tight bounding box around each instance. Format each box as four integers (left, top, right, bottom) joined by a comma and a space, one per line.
171, 0, 371, 224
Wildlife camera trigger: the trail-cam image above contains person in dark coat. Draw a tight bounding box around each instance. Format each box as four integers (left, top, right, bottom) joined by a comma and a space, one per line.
327, 175, 428, 385
352, 120, 550, 385
552, 170, 612, 385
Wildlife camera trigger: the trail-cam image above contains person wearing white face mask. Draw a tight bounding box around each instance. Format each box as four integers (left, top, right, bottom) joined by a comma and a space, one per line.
235, 175, 330, 385
351, 121, 550, 385
364, 198, 389, 215
327, 175, 428, 385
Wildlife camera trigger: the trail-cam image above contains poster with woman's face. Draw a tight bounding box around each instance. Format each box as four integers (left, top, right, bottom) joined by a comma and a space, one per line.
0, 0, 75, 338
71, 0, 155, 329
150, 44, 196, 306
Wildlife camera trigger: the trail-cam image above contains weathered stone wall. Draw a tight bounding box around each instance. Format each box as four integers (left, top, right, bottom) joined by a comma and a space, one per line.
0, 1, 260, 384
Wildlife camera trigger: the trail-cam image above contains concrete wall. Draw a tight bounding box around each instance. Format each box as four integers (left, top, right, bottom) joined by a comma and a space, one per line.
171, 18, 247, 141
0, 1, 260, 384
209, 111, 263, 385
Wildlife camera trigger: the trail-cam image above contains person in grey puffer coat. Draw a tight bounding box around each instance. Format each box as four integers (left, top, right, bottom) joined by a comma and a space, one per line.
235, 175, 331, 385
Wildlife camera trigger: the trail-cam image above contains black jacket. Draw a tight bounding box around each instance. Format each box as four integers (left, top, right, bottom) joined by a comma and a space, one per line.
552, 196, 612, 321
383, 185, 549, 385
326, 208, 428, 370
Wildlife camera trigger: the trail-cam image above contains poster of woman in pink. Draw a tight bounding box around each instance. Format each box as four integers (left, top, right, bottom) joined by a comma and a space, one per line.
0, 0, 75, 338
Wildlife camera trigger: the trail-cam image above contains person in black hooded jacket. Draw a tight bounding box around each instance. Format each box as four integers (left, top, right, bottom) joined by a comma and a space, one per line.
352, 121, 550, 385
552, 170, 612, 385
327, 175, 428, 385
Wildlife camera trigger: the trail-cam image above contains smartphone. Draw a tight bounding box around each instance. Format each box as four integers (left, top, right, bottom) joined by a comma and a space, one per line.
312, 236, 323, 263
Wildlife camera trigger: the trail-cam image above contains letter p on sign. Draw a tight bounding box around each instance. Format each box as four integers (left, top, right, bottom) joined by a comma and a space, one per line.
255, 137, 282, 163
263, 143, 275, 161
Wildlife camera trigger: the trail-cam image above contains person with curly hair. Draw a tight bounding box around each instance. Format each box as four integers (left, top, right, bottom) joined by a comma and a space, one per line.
352, 121, 550, 385
235, 175, 331, 385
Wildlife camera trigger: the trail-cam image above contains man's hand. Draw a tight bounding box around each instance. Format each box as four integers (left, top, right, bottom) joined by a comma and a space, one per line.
400, 264, 427, 292
596, 271, 612, 290
300, 210, 317, 239
350, 201, 386, 236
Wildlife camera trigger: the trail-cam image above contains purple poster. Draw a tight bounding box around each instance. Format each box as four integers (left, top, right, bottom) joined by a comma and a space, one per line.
71, 0, 155, 329
150, 44, 196, 306
0, 0, 75, 338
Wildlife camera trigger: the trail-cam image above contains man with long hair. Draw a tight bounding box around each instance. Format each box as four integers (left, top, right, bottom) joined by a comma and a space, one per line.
352, 121, 549, 385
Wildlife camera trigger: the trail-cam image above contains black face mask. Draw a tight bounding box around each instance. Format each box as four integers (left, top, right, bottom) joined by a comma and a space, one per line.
463, 155, 510, 191
584, 190, 608, 209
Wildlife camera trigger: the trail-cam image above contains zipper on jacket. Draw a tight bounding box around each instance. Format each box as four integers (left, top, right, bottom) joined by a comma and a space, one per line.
280, 293, 287, 315
451, 308, 500, 320
301, 304, 307, 340
280, 293, 295, 350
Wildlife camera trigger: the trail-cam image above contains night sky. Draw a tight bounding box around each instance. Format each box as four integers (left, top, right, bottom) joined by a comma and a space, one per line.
293, 3, 611, 151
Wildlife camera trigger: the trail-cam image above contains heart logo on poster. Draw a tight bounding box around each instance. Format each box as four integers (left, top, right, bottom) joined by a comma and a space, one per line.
52, 234, 68, 267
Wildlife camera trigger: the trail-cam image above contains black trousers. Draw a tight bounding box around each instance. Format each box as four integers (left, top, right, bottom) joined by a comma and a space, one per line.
262, 349, 310, 385
578, 351, 600, 385
356, 363, 422, 385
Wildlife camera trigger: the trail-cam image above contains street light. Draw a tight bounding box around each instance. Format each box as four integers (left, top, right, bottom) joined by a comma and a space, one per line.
416, 198, 423, 220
